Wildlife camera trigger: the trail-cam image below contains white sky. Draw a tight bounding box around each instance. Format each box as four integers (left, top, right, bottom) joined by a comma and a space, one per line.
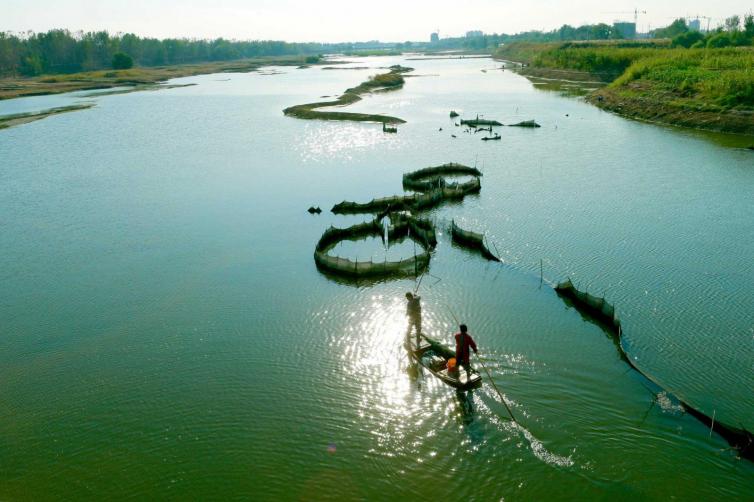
3, 0, 752, 42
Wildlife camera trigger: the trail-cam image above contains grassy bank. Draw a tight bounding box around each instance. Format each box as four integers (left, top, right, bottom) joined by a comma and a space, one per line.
0, 55, 322, 101
283, 65, 412, 124
495, 42, 754, 135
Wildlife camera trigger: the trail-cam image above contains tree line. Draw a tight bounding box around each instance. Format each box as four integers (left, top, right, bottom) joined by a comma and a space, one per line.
3, 16, 752, 78
419, 23, 633, 52
663, 15, 754, 48
0, 30, 383, 76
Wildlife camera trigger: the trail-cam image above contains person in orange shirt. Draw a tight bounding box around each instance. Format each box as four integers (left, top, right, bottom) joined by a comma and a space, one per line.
454, 324, 478, 376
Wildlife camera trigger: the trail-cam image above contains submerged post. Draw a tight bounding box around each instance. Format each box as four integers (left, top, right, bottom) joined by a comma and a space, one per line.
540, 259, 543, 286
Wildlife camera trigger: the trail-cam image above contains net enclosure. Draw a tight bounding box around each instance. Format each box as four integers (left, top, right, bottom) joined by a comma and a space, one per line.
332, 180, 481, 215
313, 215, 435, 278
450, 220, 500, 261
554, 277, 621, 332
402, 163, 482, 193
554, 276, 753, 460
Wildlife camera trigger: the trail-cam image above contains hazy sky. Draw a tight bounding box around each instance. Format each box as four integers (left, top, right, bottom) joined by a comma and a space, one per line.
4, 0, 752, 42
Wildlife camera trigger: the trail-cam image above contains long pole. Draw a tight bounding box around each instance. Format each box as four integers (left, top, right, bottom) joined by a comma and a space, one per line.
414, 264, 427, 294
474, 352, 517, 424
445, 304, 517, 424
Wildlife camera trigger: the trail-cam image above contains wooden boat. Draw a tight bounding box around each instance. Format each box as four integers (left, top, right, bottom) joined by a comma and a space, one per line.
481, 134, 501, 141
382, 122, 398, 133
405, 333, 482, 390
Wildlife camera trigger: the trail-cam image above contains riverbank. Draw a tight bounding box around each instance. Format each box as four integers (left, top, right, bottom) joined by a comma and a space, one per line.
0, 55, 323, 101
495, 42, 754, 136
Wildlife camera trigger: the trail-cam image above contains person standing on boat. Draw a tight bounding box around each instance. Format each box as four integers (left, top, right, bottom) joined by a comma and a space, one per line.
405, 292, 422, 344
455, 324, 478, 376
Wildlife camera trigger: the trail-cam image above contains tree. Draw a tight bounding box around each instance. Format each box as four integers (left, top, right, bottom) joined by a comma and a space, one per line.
744, 15, 754, 38
672, 31, 705, 48
653, 18, 688, 38
111, 52, 133, 69
707, 32, 732, 48
724, 15, 741, 32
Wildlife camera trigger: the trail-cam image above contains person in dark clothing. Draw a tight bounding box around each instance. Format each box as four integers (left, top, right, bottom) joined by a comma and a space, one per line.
405, 292, 422, 344
454, 324, 478, 377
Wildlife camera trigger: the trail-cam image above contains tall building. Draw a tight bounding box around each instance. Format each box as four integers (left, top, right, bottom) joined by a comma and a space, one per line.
689, 19, 701, 31
613, 21, 637, 39
430, 32, 439, 43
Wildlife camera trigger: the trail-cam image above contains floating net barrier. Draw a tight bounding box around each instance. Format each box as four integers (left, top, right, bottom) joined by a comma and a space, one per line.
554, 276, 753, 461
450, 220, 500, 262
331, 181, 480, 215
313, 215, 432, 279
402, 163, 482, 193
389, 213, 437, 250
554, 277, 620, 333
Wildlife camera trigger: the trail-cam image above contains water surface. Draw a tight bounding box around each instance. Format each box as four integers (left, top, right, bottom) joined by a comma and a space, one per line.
1, 56, 752, 500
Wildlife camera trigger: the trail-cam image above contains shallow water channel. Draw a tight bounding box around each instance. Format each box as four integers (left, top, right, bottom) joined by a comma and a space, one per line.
1, 56, 752, 499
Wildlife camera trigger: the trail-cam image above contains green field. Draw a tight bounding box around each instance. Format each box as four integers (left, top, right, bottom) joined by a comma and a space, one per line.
495, 42, 754, 134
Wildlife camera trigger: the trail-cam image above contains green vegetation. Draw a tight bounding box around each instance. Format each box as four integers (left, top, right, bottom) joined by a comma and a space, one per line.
495, 40, 668, 82
0, 22, 663, 80
495, 39, 754, 135
652, 19, 690, 39
283, 65, 412, 124
610, 49, 754, 109
0, 55, 321, 100
672, 31, 706, 48
111, 52, 133, 69
0, 30, 401, 77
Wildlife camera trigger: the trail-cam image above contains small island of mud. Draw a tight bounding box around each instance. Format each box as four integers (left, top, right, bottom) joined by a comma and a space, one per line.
283, 65, 413, 124
0, 103, 95, 130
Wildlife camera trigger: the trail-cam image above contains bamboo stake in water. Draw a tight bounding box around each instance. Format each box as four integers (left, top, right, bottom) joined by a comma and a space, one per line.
540, 258, 543, 286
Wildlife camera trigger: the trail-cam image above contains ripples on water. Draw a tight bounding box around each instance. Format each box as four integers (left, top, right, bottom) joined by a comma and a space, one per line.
1, 55, 753, 499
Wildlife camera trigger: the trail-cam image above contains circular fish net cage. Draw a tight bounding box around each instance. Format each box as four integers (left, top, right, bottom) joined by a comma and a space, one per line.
314, 215, 435, 279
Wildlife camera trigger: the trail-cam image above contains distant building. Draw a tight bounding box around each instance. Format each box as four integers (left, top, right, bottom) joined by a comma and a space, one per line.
613, 21, 637, 39
430, 32, 439, 43
689, 19, 701, 31
466, 30, 483, 38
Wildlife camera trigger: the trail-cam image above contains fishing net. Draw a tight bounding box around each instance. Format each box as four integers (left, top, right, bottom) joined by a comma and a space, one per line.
314, 216, 433, 278
451, 220, 499, 261
402, 163, 482, 193
555, 278, 621, 330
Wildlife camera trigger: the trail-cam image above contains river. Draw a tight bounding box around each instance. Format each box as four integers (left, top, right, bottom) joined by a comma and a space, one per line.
1, 55, 752, 500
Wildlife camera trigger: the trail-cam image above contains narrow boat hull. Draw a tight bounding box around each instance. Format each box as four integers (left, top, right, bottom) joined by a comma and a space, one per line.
405, 334, 482, 390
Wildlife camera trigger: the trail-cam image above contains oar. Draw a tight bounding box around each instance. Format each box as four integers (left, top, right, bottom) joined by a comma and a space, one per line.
446, 304, 518, 424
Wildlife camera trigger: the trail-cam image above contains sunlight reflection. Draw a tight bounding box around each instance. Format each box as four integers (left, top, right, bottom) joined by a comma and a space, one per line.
296, 122, 397, 160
